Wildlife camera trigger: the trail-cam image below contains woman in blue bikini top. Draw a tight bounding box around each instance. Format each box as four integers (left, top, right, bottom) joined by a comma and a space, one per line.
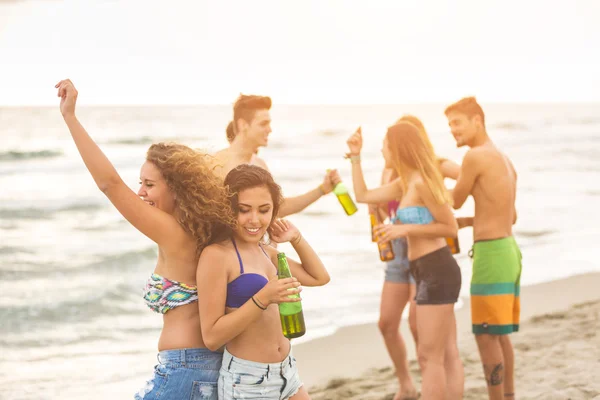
197, 164, 331, 399
346, 121, 463, 399
346, 123, 457, 260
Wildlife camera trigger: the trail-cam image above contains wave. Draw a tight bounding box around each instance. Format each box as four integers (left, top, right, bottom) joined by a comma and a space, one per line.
0, 282, 144, 335
0, 149, 63, 162
75, 219, 129, 232
0, 246, 156, 279
0, 246, 35, 255
79, 247, 157, 273
491, 122, 529, 131
103, 136, 210, 146
0, 201, 105, 220
530, 165, 600, 173
104, 136, 154, 145
570, 117, 600, 126
514, 229, 556, 238
318, 129, 344, 137
302, 209, 334, 217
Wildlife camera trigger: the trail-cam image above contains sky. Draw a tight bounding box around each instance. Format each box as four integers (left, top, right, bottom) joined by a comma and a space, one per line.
1, 0, 599, 105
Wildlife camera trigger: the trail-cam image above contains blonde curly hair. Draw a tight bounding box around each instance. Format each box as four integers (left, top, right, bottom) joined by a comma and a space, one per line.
146, 143, 237, 255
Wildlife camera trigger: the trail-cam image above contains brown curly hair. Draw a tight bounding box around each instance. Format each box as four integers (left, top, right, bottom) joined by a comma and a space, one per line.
210, 164, 283, 244
146, 142, 237, 255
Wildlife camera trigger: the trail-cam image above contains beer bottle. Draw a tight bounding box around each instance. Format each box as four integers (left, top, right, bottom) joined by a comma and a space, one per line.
375, 230, 395, 261
277, 252, 306, 339
333, 181, 358, 216
445, 236, 460, 254
369, 205, 378, 242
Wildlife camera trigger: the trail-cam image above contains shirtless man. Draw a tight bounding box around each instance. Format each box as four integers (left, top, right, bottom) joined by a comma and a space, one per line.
445, 97, 521, 400
214, 94, 340, 217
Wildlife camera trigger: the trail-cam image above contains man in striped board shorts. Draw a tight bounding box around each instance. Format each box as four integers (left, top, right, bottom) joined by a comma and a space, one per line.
445, 96, 522, 400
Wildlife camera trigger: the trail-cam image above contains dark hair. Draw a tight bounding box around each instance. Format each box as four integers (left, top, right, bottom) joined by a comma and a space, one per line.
232, 94, 272, 135
226, 121, 235, 143
444, 96, 486, 126
210, 164, 283, 243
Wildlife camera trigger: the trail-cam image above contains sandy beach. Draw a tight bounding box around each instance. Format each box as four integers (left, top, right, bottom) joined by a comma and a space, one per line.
296, 273, 600, 400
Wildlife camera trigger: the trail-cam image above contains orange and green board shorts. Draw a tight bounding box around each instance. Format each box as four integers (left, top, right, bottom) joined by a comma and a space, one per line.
470, 236, 522, 335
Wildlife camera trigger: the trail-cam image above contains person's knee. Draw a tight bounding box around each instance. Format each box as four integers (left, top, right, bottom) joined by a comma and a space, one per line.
444, 342, 460, 362
499, 335, 512, 347
475, 333, 500, 348
417, 342, 444, 367
378, 316, 399, 337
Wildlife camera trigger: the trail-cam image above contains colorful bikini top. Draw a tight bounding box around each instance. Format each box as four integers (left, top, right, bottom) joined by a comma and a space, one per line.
225, 237, 274, 308
143, 273, 198, 314
393, 206, 434, 225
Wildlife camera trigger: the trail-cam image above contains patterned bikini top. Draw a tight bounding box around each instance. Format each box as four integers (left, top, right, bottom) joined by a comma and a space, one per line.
143, 273, 198, 314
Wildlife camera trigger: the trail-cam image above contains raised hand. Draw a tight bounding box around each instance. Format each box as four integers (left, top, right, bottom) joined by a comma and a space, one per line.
346, 126, 363, 156
55, 79, 79, 117
268, 219, 301, 245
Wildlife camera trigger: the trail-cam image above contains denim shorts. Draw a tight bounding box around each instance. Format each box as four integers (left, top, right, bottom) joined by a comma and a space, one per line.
218, 347, 303, 400
135, 348, 222, 400
385, 238, 415, 284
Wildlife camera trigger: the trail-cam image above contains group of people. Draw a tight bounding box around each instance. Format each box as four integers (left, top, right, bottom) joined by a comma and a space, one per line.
347, 105, 521, 400
55, 78, 522, 400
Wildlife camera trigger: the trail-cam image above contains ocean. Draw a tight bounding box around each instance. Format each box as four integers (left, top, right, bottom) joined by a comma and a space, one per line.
1, 103, 599, 399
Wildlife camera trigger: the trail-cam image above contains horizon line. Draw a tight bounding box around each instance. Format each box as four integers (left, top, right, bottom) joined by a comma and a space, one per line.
2, 100, 600, 108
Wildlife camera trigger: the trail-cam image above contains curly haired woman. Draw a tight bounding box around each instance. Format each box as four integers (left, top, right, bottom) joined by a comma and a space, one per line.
55, 79, 236, 400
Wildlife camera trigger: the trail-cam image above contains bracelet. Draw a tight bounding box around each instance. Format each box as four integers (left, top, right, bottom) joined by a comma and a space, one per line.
254, 295, 267, 309
349, 154, 361, 164
251, 296, 267, 310
291, 233, 303, 247
318, 184, 326, 196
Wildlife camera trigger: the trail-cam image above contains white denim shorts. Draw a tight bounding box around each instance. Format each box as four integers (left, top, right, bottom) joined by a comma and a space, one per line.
218, 347, 303, 400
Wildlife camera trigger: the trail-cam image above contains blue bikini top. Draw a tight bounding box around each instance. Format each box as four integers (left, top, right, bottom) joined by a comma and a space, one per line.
393, 206, 434, 225
225, 238, 274, 308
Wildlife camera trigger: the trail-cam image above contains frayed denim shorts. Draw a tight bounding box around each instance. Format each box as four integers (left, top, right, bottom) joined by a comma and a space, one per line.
218, 347, 303, 400
135, 348, 222, 400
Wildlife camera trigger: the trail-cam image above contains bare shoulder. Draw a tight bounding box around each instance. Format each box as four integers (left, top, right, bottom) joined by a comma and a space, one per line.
212, 148, 231, 164
462, 147, 491, 171
464, 146, 490, 161
253, 156, 270, 171
199, 240, 233, 263
262, 242, 279, 256
414, 178, 432, 198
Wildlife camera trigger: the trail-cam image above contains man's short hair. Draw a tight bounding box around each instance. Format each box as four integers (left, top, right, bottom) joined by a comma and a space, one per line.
232, 94, 272, 134
444, 96, 485, 125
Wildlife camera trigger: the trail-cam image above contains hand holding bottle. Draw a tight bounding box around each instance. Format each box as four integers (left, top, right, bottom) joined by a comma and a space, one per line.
373, 223, 410, 244
255, 276, 302, 307
319, 169, 342, 194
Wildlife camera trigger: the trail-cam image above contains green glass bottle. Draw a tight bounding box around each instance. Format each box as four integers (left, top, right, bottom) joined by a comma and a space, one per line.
333, 182, 358, 216
277, 252, 306, 339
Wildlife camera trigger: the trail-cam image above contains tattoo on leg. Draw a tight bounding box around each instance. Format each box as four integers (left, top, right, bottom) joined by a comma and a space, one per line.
504, 393, 515, 398
483, 363, 504, 386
